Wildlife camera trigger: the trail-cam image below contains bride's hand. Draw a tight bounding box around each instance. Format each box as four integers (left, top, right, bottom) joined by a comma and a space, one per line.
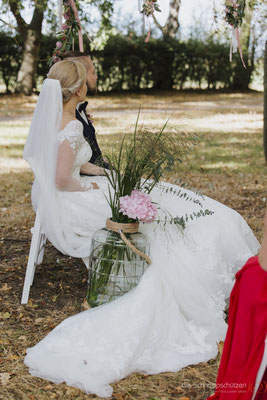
92, 182, 99, 190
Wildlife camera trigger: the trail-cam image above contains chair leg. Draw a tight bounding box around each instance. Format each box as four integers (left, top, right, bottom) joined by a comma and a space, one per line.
31, 233, 46, 285
37, 233, 46, 265
21, 211, 44, 304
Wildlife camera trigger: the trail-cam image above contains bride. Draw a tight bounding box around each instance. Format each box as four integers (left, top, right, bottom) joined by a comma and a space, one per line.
24, 60, 259, 397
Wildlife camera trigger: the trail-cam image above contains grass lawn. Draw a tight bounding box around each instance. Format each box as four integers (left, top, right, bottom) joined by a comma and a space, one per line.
0, 90, 265, 400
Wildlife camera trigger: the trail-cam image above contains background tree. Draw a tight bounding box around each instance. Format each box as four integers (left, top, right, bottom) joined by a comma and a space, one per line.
0, 30, 22, 93
0, 0, 265, 94
152, 0, 182, 38
2, 0, 48, 95
0, 0, 114, 95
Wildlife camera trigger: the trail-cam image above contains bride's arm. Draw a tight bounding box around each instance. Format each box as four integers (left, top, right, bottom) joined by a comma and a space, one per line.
56, 140, 98, 191
80, 162, 106, 176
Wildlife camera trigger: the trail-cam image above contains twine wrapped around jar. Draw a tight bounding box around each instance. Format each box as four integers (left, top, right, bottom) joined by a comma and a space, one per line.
106, 219, 152, 265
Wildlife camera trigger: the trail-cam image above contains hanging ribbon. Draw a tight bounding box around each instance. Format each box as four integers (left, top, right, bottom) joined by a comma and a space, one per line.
145, 19, 151, 43
230, 27, 246, 68
58, 0, 63, 32
229, 0, 246, 68
69, 0, 84, 52
141, 0, 161, 43
235, 27, 246, 68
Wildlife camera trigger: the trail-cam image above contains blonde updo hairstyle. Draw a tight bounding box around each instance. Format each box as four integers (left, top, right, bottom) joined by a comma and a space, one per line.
47, 60, 86, 103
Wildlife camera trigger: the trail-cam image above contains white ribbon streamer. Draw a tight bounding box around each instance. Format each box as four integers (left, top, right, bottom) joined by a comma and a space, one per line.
58, 0, 63, 31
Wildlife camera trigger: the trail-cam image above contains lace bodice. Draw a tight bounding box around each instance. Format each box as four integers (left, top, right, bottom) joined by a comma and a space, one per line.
57, 120, 92, 182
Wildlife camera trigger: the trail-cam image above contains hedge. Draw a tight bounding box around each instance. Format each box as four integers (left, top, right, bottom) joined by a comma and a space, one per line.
0, 31, 254, 93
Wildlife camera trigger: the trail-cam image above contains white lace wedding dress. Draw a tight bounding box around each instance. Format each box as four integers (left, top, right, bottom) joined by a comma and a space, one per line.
25, 120, 259, 397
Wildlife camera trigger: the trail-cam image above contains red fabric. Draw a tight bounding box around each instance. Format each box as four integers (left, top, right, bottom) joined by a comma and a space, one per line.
255, 368, 267, 400
207, 256, 267, 400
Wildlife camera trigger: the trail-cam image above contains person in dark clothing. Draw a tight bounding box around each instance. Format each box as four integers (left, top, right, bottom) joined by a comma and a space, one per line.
59, 51, 109, 176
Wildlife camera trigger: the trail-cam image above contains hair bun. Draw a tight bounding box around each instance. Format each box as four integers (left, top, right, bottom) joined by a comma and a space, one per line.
47, 60, 87, 103
62, 87, 73, 103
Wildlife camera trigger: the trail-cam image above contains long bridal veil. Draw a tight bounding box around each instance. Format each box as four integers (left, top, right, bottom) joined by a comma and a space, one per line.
23, 78, 95, 257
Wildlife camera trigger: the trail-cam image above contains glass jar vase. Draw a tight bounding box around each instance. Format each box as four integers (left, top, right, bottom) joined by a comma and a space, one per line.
87, 226, 150, 307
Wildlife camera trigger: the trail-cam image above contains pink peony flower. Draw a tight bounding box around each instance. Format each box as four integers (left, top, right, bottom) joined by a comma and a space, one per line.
52, 56, 61, 63
61, 23, 69, 30
86, 113, 94, 124
119, 190, 157, 223
63, 12, 71, 21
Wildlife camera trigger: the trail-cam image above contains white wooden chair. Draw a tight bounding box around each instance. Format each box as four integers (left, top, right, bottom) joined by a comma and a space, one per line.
21, 210, 46, 304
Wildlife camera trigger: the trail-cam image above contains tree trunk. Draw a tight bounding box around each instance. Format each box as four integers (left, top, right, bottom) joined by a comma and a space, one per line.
16, 29, 42, 95
264, 41, 267, 163
164, 0, 181, 38
9, 0, 45, 95
2, 72, 10, 94
153, 0, 181, 38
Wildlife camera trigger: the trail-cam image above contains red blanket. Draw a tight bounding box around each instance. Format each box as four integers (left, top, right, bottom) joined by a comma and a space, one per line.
207, 256, 267, 400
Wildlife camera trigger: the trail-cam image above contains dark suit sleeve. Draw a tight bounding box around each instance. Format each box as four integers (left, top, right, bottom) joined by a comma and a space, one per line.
76, 110, 110, 169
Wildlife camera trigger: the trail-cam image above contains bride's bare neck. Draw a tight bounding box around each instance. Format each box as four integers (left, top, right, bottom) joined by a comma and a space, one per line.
61, 97, 79, 130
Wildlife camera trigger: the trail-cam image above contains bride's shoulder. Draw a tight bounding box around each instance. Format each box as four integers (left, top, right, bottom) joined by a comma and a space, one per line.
58, 119, 84, 146
60, 119, 83, 134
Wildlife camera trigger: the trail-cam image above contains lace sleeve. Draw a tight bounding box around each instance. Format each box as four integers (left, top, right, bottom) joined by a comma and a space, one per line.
56, 120, 92, 192
58, 120, 84, 151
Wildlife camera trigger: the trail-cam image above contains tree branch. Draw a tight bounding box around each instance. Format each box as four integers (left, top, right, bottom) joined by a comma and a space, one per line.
0, 17, 16, 30
152, 13, 165, 32
8, 0, 28, 37
30, 0, 47, 32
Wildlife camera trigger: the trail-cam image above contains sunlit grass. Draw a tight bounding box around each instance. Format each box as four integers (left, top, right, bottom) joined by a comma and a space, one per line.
0, 91, 264, 175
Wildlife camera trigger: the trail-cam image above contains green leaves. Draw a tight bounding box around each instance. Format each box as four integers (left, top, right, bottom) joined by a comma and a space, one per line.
140, 0, 161, 17
104, 116, 197, 223
225, 0, 246, 28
